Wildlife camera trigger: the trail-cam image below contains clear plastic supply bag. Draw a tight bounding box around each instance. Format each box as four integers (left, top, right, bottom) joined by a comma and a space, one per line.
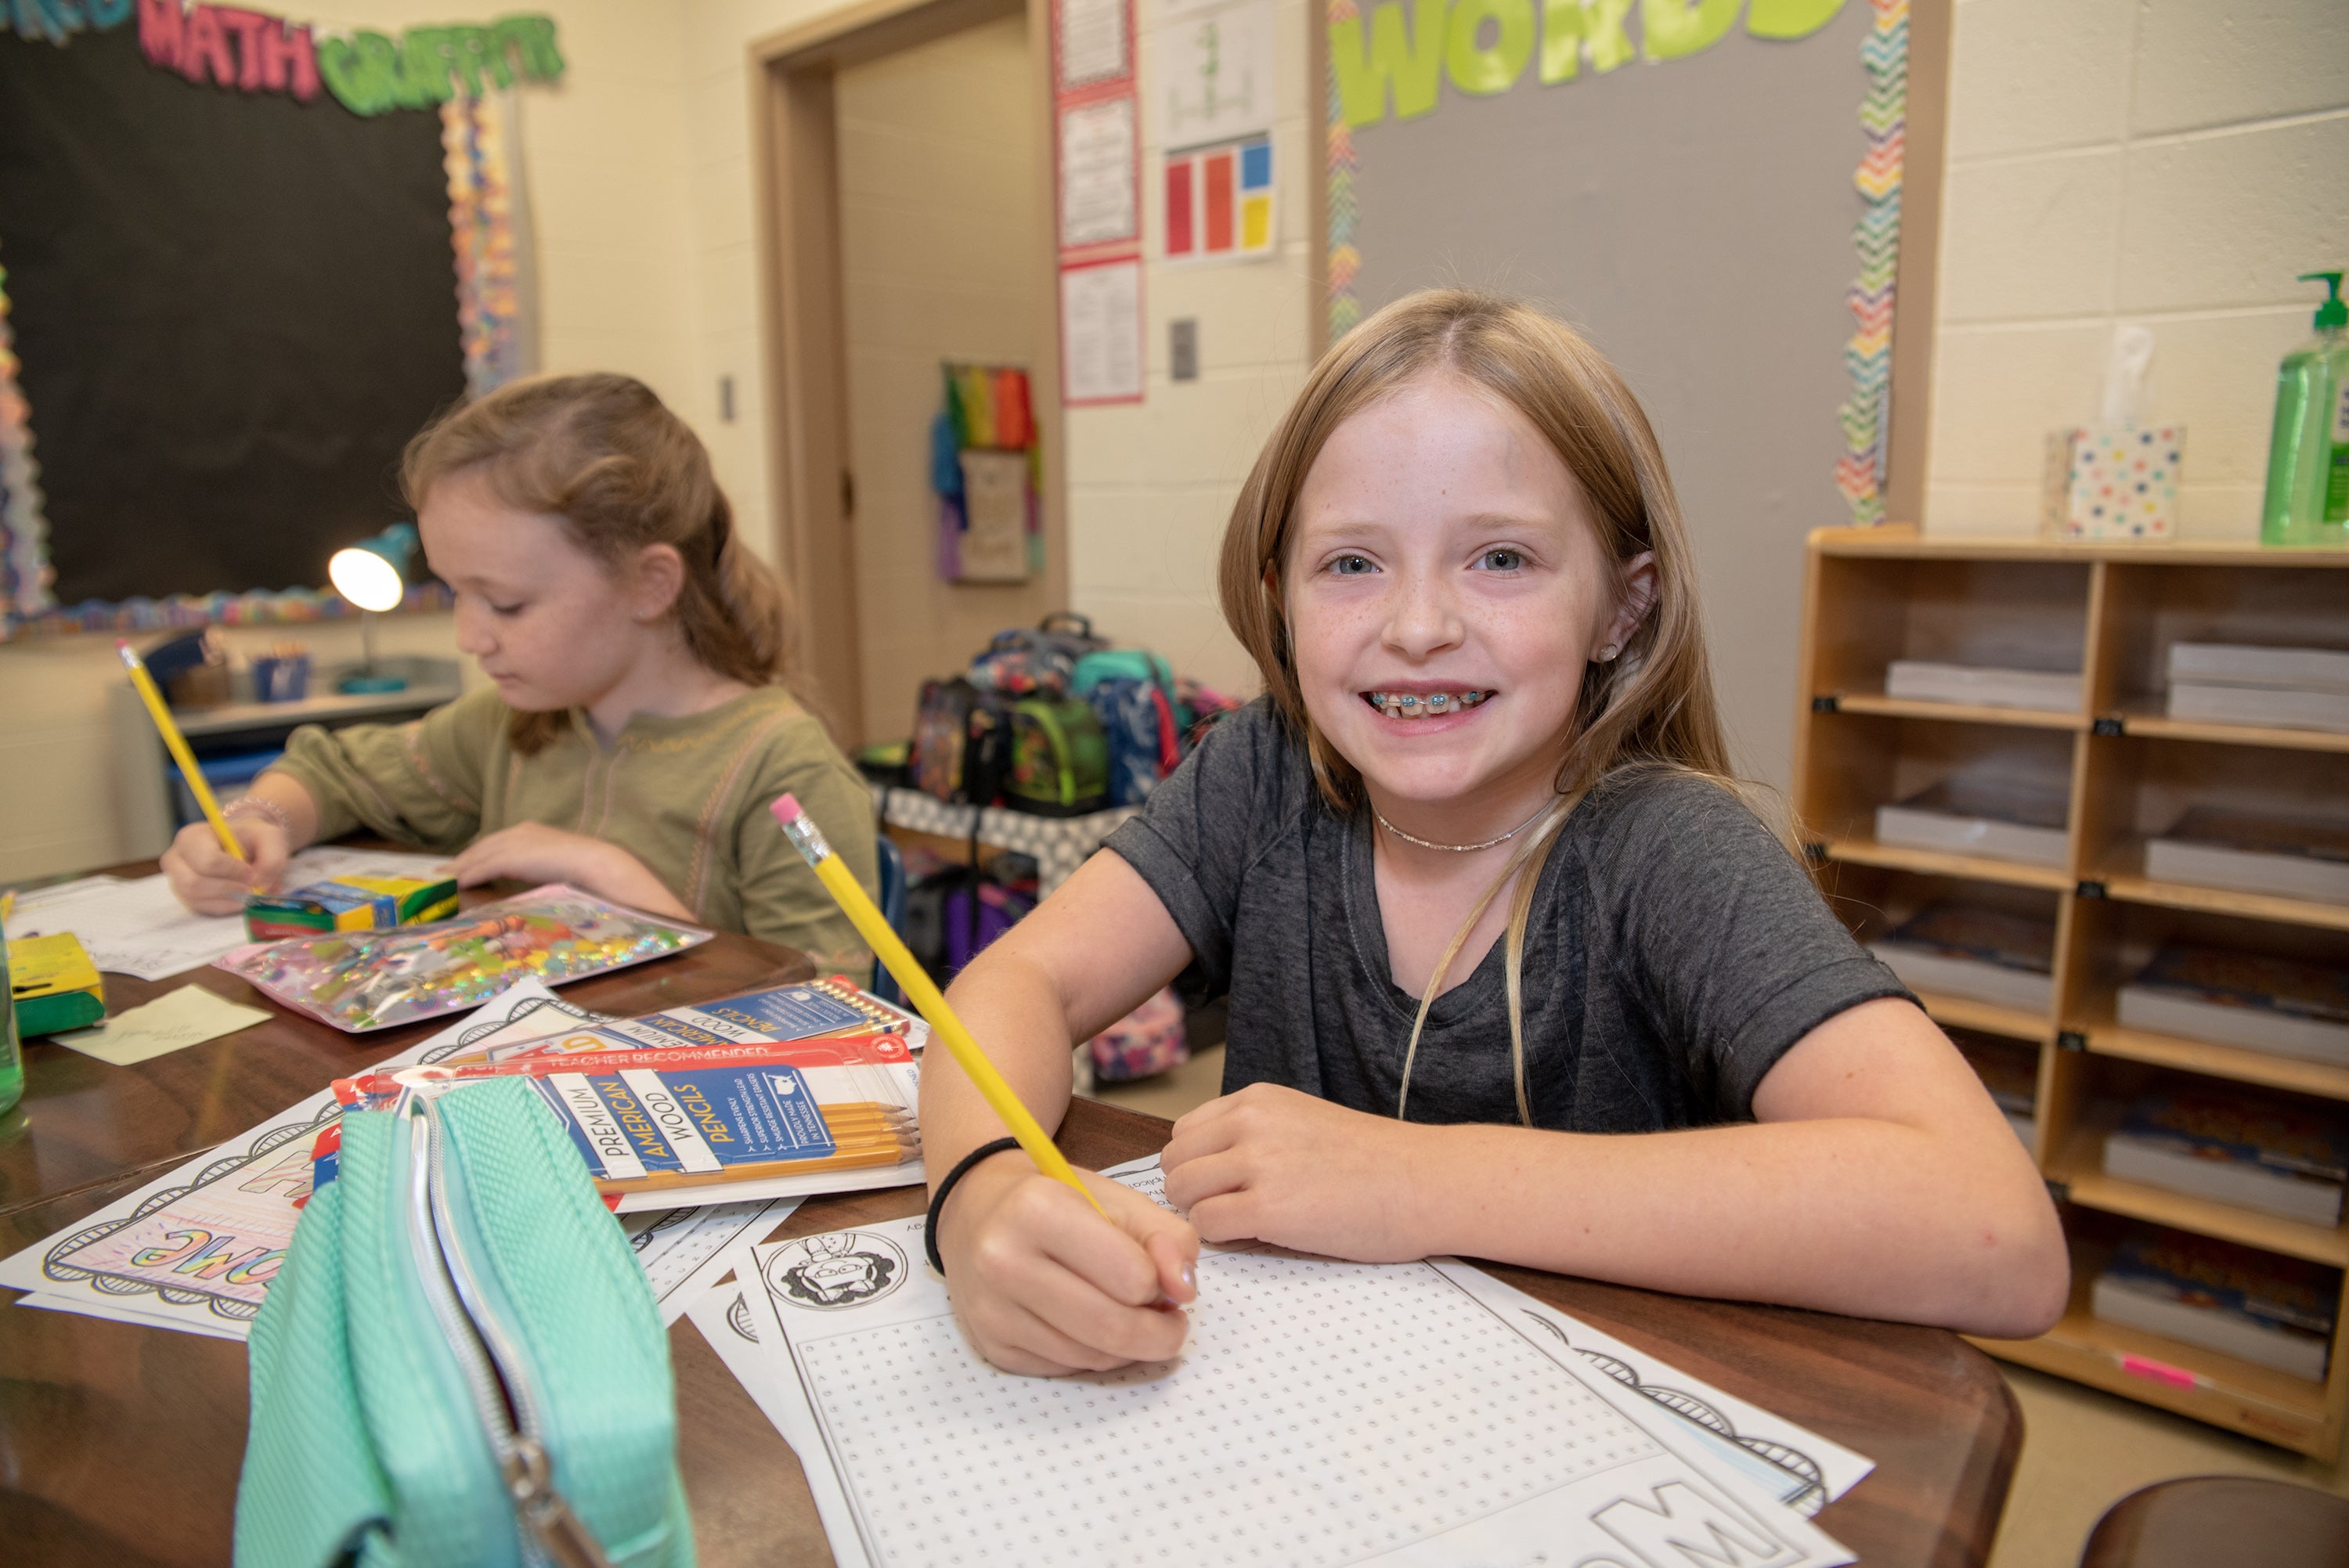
216, 885, 711, 1033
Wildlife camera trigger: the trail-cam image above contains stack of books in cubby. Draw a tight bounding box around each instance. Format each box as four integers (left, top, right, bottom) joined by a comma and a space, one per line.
1792, 524, 2349, 1458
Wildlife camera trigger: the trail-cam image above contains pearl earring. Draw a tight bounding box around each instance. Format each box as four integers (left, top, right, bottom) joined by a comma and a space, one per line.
1597, 643, 1620, 662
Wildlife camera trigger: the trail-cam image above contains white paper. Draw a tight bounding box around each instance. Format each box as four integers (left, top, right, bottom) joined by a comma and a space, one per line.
1055, 0, 1128, 88
954, 449, 1033, 583
611, 1159, 921, 1215
730, 1157, 1855, 1568
1057, 98, 1138, 249
15, 1289, 251, 1343
0, 982, 577, 1339
1438, 1268, 1875, 1516
1060, 259, 1145, 403
1151, 0, 1276, 150
626, 1197, 803, 1325
7, 849, 455, 982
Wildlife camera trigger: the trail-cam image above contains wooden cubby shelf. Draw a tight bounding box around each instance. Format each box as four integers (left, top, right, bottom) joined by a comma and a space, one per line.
1821, 834, 2076, 893
1826, 690, 2089, 731
1795, 524, 2349, 1458
2050, 1123, 2349, 1267
2079, 1013, 2349, 1104
2114, 700, 2349, 755
1972, 1309, 2329, 1454
1913, 990, 2055, 1046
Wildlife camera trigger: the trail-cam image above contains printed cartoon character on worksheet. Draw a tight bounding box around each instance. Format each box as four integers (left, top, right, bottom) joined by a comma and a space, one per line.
767, 1231, 907, 1311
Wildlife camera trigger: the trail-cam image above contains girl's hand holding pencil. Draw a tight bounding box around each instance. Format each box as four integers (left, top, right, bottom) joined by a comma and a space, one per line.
929, 1155, 1199, 1376
768, 791, 1200, 1376
161, 812, 290, 914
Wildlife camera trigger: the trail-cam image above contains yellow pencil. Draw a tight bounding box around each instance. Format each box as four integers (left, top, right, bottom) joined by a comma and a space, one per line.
117, 641, 245, 865
769, 793, 1109, 1219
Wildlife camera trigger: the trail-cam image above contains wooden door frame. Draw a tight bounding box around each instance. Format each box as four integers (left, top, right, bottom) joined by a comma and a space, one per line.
748, 0, 1065, 750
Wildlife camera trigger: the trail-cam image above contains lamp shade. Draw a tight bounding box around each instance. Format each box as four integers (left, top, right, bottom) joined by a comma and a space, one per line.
327, 522, 419, 613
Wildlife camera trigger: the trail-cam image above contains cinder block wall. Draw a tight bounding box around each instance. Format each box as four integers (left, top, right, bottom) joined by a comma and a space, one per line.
1921, 0, 2349, 539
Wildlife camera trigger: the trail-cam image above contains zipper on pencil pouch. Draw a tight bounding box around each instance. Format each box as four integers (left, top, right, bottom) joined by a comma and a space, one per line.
409, 1103, 617, 1568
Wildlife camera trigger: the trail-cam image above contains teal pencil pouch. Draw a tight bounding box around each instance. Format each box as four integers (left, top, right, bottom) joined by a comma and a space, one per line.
236, 1077, 694, 1568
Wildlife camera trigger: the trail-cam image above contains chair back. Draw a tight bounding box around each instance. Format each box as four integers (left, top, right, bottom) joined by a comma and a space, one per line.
872, 834, 907, 1005
2081, 1476, 2349, 1568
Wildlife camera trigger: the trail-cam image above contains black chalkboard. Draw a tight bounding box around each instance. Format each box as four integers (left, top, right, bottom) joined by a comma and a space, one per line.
0, 23, 464, 606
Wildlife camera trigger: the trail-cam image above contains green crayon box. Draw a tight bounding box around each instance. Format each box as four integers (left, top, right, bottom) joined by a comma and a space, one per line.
246, 874, 460, 941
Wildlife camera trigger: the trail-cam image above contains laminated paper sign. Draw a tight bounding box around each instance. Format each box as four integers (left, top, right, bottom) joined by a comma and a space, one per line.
1061, 258, 1146, 404
1165, 136, 1274, 262
1057, 97, 1140, 251
1052, 0, 1143, 403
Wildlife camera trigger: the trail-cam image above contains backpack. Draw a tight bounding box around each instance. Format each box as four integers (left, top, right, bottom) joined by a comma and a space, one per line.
909, 677, 1011, 806
1001, 697, 1110, 816
1088, 676, 1182, 807
903, 874, 1035, 980
969, 613, 1110, 697
1088, 986, 1189, 1083
1072, 648, 1174, 701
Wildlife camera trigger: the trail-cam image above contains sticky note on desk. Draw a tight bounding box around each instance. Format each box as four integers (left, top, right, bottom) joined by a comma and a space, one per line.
53, 983, 271, 1066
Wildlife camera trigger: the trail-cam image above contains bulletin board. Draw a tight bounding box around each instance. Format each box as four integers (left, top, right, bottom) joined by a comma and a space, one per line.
0, 5, 559, 639
1322, 0, 1944, 781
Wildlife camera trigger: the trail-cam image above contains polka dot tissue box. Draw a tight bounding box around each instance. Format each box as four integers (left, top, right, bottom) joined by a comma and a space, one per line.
2042, 424, 2185, 539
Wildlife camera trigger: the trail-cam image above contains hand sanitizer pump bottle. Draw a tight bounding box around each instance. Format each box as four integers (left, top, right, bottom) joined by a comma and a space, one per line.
2261, 270, 2349, 546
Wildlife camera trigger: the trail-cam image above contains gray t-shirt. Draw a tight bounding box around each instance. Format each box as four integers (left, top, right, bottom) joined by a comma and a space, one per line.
1102, 699, 1913, 1133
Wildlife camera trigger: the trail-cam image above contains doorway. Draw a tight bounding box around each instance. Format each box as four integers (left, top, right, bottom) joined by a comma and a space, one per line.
755, 0, 1066, 750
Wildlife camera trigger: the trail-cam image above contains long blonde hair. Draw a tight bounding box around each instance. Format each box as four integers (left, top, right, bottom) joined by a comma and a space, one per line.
1218, 289, 1735, 1122
402, 373, 808, 752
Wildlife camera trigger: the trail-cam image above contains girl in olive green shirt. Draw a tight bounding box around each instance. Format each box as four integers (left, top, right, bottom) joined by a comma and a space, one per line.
161, 373, 878, 973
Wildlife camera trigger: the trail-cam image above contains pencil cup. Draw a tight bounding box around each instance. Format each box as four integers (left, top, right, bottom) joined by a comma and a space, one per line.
253, 654, 312, 703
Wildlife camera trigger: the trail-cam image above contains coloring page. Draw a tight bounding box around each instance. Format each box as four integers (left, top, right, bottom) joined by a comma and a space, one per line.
733, 1159, 1857, 1568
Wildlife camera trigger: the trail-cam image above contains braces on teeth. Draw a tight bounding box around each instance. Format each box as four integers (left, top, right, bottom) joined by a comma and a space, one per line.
1367, 690, 1491, 718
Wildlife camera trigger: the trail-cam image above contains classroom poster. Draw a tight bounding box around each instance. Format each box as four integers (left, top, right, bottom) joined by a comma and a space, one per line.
1056, 96, 1141, 250
1151, 0, 1278, 265
1051, 0, 1146, 405
1060, 258, 1147, 404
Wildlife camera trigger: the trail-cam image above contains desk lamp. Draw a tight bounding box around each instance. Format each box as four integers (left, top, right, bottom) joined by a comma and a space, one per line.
329, 523, 419, 694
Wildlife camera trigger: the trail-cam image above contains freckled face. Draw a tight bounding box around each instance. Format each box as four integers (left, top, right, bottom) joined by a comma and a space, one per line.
418, 468, 643, 712
1284, 375, 1624, 815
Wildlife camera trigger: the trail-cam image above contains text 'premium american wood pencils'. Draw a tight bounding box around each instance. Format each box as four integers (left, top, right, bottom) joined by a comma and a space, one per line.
767, 793, 1108, 1218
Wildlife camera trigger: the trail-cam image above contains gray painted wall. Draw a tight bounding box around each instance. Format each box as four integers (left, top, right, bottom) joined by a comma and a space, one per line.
1350, 2, 1874, 790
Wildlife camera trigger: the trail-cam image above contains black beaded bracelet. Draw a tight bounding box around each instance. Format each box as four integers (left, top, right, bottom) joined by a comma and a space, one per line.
925, 1137, 1023, 1276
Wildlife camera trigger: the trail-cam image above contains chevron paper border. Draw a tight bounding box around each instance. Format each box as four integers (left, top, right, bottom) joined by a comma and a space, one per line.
0, 257, 50, 624
1326, 0, 1362, 344
1838, 0, 1907, 526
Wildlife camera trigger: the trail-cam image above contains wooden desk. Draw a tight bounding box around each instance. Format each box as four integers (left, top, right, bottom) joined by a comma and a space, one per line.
0, 889, 2020, 1566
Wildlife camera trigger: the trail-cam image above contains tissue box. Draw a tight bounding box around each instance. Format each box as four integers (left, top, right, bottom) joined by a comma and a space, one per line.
2042, 425, 2185, 539
244, 874, 460, 940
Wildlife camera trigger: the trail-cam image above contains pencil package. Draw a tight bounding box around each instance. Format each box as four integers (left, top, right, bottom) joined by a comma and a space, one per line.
243, 873, 460, 941
453, 974, 929, 1065
334, 1032, 921, 1200
216, 885, 711, 1032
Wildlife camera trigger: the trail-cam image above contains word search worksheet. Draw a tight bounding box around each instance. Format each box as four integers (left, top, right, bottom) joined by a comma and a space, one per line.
731, 1159, 1861, 1568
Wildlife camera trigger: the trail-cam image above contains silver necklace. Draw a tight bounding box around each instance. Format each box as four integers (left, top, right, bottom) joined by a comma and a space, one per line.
1373, 800, 1554, 853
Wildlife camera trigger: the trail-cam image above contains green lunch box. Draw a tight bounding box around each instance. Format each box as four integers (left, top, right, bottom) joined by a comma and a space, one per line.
236, 1077, 694, 1568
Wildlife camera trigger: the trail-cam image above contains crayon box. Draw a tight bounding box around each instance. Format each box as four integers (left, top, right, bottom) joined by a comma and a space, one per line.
244, 874, 460, 941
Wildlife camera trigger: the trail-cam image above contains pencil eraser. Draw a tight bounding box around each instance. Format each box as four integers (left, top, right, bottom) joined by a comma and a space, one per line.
770, 793, 805, 827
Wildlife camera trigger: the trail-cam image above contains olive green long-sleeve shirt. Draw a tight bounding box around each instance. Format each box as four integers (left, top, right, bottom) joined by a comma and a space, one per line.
267, 685, 878, 973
